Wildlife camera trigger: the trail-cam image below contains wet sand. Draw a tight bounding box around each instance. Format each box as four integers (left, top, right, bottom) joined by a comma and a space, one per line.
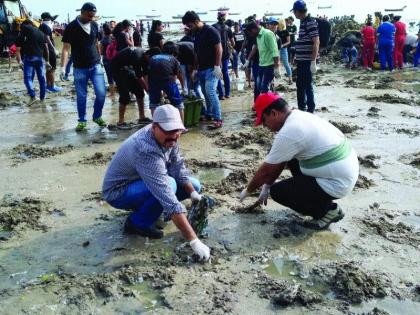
0, 61, 420, 314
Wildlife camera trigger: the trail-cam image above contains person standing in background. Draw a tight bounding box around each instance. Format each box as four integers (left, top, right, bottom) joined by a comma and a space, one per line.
286, 16, 297, 64
376, 15, 396, 71
39, 12, 62, 93
232, 22, 245, 80
392, 16, 406, 70
277, 19, 293, 84
99, 23, 115, 98
361, 20, 376, 70
148, 20, 165, 50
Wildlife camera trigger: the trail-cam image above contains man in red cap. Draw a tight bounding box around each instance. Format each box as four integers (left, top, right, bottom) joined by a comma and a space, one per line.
240, 93, 359, 229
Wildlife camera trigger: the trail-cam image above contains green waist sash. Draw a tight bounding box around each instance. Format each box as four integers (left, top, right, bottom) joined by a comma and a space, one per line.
299, 138, 352, 169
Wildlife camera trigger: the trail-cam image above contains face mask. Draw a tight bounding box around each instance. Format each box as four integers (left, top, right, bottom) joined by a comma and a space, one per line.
43, 20, 53, 30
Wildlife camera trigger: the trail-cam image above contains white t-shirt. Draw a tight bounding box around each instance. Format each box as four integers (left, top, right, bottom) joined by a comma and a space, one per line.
405, 33, 418, 47
265, 110, 359, 198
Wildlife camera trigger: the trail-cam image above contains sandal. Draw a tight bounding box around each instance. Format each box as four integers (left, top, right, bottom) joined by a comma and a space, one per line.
208, 120, 223, 130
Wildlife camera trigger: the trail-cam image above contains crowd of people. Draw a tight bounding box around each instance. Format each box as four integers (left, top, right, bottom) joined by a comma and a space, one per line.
8, 1, 419, 260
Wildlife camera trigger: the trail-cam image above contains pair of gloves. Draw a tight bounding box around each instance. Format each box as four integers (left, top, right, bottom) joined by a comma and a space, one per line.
239, 184, 271, 205
189, 191, 211, 261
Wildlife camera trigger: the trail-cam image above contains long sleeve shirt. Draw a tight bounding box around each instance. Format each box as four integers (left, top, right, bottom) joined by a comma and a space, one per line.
102, 125, 190, 220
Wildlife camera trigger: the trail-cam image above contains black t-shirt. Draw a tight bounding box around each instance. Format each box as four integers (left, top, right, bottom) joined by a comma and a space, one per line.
177, 41, 195, 65
180, 35, 194, 42
276, 30, 290, 48
116, 32, 129, 51
16, 24, 47, 57
244, 32, 259, 63
147, 31, 163, 48
62, 19, 100, 68
316, 18, 331, 48
133, 30, 142, 47
39, 23, 55, 51
110, 47, 147, 78
286, 24, 297, 43
194, 24, 221, 70
338, 33, 360, 48
100, 35, 111, 57
148, 53, 180, 83
212, 22, 233, 60
233, 31, 245, 52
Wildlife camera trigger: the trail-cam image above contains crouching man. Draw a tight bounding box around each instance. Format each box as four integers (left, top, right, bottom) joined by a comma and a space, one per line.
240, 93, 359, 229
102, 105, 210, 260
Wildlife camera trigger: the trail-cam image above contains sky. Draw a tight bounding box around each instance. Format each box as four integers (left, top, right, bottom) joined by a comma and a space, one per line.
21, 0, 420, 24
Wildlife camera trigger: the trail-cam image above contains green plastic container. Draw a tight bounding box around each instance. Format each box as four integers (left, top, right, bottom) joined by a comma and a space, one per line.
184, 97, 203, 127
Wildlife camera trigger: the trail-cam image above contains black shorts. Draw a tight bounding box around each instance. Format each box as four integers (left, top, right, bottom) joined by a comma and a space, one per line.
112, 68, 144, 105
48, 49, 57, 70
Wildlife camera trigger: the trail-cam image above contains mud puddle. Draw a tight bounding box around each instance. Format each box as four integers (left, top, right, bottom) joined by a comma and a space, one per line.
10, 144, 74, 163
213, 127, 274, 149
78, 151, 115, 165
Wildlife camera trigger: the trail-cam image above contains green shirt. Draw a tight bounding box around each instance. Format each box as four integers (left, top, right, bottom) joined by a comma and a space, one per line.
256, 27, 278, 67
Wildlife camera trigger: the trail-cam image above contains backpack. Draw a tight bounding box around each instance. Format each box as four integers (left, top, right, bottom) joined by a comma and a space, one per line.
106, 39, 118, 60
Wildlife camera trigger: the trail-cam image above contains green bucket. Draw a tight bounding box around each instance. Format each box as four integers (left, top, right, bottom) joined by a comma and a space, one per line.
184, 96, 203, 127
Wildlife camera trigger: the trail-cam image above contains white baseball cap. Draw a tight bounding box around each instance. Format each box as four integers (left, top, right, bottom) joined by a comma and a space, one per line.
153, 105, 185, 131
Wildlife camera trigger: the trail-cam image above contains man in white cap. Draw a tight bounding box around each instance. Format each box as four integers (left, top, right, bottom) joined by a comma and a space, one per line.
102, 105, 210, 261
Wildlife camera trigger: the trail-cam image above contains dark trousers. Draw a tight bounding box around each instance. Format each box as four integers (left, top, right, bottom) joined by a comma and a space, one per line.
296, 60, 315, 113
217, 58, 231, 97
270, 159, 336, 219
257, 65, 274, 96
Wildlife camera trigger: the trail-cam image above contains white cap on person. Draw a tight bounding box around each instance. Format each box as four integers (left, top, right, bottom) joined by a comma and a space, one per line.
153, 105, 185, 131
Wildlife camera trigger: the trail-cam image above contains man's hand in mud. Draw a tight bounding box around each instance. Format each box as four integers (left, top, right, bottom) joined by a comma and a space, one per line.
190, 238, 210, 261
257, 184, 271, 206
239, 188, 249, 202
190, 191, 202, 203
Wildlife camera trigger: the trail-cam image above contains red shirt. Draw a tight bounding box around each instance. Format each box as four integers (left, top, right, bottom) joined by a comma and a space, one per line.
394, 21, 406, 38
361, 26, 375, 42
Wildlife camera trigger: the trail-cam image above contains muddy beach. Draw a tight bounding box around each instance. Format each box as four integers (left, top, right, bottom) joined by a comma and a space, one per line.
0, 59, 420, 315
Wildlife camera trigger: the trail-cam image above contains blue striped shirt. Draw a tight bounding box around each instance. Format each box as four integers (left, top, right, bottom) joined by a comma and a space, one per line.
102, 125, 190, 220
295, 16, 319, 61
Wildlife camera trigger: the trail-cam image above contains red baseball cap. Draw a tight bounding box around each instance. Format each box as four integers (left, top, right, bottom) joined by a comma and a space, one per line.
255, 93, 282, 126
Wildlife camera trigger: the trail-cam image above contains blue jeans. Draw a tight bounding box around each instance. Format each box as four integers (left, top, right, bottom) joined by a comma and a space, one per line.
65, 56, 73, 76
198, 68, 222, 121
256, 65, 274, 96
296, 60, 315, 113
73, 64, 106, 122
109, 177, 201, 228
251, 61, 260, 100
103, 59, 114, 85
232, 50, 245, 73
378, 41, 394, 71
280, 48, 292, 77
149, 80, 184, 110
180, 64, 200, 97
217, 58, 231, 97
23, 56, 46, 100
413, 42, 420, 67
342, 47, 358, 66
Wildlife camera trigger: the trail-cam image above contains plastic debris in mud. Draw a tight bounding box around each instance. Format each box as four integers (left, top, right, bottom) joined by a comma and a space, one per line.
187, 195, 215, 236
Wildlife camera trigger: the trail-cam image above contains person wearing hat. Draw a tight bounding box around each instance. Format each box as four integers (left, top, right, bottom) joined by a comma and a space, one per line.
102, 105, 210, 261
61, 2, 107, 131
240, 93, 359, 230
182, 11, 224, 130
39, 12, 62, 93
212, 11, 234, 100
244, 21, 281, 99
291, 0, 319, 113
15, 19, 49, 105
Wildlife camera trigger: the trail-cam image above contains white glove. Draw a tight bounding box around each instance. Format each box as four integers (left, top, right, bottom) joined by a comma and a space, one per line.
54, 48, 59, 56
274, 66, 281, 79
188, 89, 194, 97
242, 60, 250, 70
59, 67, 66, 81
239, 188, 249, 203
45, 62, 52, 71
258, 184, 271, 206
310, 61, 317, 74
190, 238, 210, 261
190, 191, 202, 202
213, 65, 223, 80
19, 61, 24, 70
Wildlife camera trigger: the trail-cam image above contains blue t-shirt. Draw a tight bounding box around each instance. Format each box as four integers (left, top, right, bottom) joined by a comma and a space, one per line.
377, 22, 396, 43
